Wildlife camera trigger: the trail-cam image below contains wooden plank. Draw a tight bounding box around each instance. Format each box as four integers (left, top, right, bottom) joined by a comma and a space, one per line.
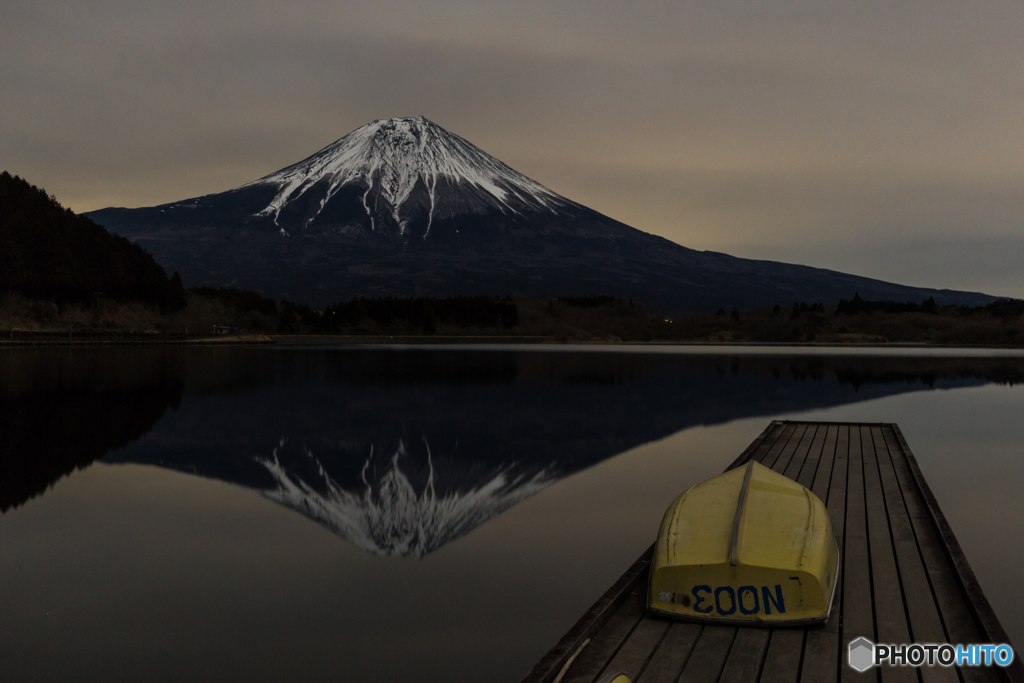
861, 426, 915, 683
718, 628, 771, 683
561, 591, 646, 683
596, 617, 670, 682
674, 627, 737, 683
885, 427, 1018, 683
793, 423, 829, 488
806, 424, 839, 497
801, 630, 838, 683
783, 422, 818, 479
754, 422, 800, 469
635, 623, 702, 683
825, 425, 851, 550
862, 426, 912, 642
870, 426, 959, 683
766, 423, 808, 471
800, 425, 848, 682
759, 630, 805, 683
734, 421, 789, 474
883, 427, 987, 648
522, 549, 653, 683
892, 425, 1014, 646
840, 426, 875, 683
726, 421, 788, 470
778, 423, 815, 476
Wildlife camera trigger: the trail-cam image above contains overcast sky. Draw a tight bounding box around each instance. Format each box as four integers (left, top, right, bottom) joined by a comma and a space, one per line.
3, 0, 1023, 296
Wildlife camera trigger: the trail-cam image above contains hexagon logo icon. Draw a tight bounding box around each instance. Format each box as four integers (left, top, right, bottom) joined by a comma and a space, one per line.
848, 637, 875, 672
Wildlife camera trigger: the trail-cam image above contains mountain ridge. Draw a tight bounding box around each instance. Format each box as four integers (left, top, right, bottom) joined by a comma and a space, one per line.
84, 117, 997, 312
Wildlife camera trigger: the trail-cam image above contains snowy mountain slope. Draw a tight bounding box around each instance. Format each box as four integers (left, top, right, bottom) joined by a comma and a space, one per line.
85, 117, 997, 312
243, 116, 569, 236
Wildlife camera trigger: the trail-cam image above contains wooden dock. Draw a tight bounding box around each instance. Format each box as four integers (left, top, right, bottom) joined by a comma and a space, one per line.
523, 421, 1022, 683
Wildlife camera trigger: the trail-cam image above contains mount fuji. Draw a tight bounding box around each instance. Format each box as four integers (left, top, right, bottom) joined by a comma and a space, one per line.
86, 117, 994, 311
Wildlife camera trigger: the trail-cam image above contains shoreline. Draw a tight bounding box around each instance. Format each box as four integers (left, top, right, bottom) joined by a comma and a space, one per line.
3, 334, 1024, 352
0, 334, 274, 346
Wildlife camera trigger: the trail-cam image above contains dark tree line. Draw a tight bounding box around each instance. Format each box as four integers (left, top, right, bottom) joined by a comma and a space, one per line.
319, 295, 519, 334
836, 292, 1023, 318
190, 286, 279, 317
836, 293, 940, 315
790, 302, 826, 318
0, 171, 186, 310
558, 295, 620, 308
191, 287, 521, 335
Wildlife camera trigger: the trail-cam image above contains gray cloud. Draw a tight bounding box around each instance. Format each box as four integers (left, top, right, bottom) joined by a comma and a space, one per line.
3, 0, 1023, 296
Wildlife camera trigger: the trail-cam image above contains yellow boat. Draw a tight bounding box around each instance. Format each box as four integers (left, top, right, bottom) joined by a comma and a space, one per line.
648, 460, 838, 626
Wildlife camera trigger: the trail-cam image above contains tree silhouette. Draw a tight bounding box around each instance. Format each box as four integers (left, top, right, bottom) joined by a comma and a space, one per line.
0, 171, 185, 310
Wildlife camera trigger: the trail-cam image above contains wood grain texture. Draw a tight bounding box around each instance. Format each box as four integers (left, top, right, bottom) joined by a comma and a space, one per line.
871, 426, 957, 683
675, 626, 737, 683
522, 549, 653, 683
772, 423, 811, 473
792, 423, 828, 486
718, 628, 770, 683
760, 630, 805, 683
561, 591, 647, 683
597, 617, 670, 682
757, 422, 800, 469
635, 623, 702, 683
860, 426, 916, 683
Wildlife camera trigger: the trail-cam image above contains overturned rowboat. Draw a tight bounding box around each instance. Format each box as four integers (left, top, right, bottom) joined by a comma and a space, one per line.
648, 460, 839, 626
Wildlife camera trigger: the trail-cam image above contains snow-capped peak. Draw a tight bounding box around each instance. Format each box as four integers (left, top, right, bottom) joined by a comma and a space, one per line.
243, 116, 568, 234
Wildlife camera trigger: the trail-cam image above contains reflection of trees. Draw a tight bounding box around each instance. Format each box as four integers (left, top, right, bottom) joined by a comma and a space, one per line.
827, 360, 1024, 389
6, 347, 1024, 518
0, 349, 184, 512
692, 355, 1024, 388
316, 350, 1024, 389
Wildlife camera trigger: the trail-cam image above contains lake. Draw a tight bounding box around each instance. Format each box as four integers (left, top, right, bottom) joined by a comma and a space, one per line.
2, 345, 1023, 682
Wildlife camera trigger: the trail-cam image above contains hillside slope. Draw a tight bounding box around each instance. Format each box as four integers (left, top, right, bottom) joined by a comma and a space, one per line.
1, 172, 185, 309
85, 118, 995, 312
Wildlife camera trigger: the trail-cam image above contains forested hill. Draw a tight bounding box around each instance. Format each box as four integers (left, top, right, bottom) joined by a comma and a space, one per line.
0, 172, 185, 310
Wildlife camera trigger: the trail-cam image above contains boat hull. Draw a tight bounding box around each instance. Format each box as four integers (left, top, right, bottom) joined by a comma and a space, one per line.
648, 461, 839, 626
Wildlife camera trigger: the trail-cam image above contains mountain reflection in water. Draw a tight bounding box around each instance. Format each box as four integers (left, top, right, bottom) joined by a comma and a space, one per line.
3, 347, 1023, 556
253, 436, 554, 557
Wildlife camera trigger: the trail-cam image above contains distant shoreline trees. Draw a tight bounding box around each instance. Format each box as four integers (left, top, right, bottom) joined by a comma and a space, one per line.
836, 292, 1024, 318
3, 169, 1020, 343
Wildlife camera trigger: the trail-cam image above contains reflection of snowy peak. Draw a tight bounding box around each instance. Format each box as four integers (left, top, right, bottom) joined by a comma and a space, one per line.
255, 438, 554, 557
95, 352, 1007, 560
241, 116, 570, 236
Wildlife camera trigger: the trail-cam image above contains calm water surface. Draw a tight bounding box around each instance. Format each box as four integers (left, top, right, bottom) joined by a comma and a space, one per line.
1, 346, 1022, 682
